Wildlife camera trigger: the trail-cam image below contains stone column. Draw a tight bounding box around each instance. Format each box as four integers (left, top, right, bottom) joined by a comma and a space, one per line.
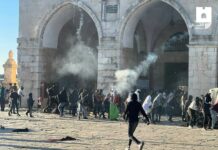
188, 45, 218, 97
17, 38, 43, 107
97, 38, 120, 91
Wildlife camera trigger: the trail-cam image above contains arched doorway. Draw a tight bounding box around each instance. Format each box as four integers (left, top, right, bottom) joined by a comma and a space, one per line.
120, 1, 190, 91
38, 3, 100, 90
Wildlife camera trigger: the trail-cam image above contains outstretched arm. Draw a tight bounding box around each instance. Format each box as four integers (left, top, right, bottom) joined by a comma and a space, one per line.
140, 105, 150, 124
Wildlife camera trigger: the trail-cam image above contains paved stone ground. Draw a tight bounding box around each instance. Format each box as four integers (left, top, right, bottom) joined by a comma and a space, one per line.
0, 110, 218, 150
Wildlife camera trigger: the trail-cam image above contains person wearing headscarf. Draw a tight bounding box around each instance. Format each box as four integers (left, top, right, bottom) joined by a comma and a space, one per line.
151, 92, 163, 123
211, 98, 218, 129
109, 90, 120, 120
142, 93, 152, 115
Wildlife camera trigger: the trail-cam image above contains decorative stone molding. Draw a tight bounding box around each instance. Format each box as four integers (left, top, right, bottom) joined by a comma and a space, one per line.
17, 37, 41, 49
119, 0, 193, 48
36, 0, 103, 48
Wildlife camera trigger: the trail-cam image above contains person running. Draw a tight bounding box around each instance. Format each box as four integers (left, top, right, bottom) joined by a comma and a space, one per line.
123, 93, 150, 150
142, 93, 152, 120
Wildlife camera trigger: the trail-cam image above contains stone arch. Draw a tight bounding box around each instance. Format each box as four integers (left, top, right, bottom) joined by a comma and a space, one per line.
36, 0, 103, 48
119, 0, 193, 49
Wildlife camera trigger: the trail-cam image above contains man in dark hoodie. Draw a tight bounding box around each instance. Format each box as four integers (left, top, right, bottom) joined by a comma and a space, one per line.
26, 93, 34, 117
123, 93, 150, 150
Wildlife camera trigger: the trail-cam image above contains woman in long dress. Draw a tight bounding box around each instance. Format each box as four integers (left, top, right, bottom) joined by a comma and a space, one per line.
109, 91, 120, 120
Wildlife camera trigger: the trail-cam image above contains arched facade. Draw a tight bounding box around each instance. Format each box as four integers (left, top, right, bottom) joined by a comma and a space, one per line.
37, 0, 103, 48
18, 0, 218, 105
119, 0, 193, 49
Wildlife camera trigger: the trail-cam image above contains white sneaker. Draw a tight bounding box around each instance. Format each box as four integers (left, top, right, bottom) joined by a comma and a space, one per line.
125, 147, 130, 150
188, 125, 193, 129
138, 141, 144, 150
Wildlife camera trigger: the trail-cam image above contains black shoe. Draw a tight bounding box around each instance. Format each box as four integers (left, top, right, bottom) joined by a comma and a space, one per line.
17, 114, 20, 116
30, 115, 34, 118
26, 112, 28, 116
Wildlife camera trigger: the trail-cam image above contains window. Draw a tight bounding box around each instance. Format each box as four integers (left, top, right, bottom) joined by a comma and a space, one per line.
105, 5, 118, 13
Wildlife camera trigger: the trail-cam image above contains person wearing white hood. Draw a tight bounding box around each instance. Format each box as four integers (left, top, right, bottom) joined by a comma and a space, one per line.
135, 89, 141, 102
142, 93, 152, 114
142, 93, 152, 121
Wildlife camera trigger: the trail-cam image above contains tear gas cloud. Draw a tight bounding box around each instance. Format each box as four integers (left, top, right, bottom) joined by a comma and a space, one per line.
54, 12, 97, 80
115, 53, 158, 94
55, 40, 97, 79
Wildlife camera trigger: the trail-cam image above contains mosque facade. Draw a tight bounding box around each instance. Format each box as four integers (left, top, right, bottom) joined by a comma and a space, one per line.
18, 0, 218, 98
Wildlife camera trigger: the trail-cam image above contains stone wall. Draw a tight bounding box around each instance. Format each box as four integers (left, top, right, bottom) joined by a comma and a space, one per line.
189, 45, 218, 97
97, 38, 120, 91
17, 37, 42, 107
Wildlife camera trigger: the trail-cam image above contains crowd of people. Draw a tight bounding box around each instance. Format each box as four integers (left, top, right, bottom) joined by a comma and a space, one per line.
0, 83, 218, 130
0, 83, 33, 117
43, 83, 218, 130
1, 82, 218, 150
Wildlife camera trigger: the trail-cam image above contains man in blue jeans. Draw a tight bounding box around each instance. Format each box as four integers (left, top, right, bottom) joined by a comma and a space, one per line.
123, 93, 150, 150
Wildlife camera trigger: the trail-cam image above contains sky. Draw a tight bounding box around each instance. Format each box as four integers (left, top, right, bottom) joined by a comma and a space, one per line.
0, 1, 19, 74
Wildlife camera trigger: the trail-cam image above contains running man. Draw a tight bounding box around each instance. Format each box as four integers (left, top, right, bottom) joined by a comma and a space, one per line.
123, 93, 150, 150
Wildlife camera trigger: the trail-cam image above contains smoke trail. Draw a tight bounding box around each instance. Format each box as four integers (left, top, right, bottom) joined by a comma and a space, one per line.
54, 11, 97, 80
76, 9, 83, 41
115, 53, 158, 94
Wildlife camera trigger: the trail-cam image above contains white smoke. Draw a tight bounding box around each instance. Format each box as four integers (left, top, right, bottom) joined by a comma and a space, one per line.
115, 53, 158, 94
54, 11, 97, 80
56, 41, 97, 79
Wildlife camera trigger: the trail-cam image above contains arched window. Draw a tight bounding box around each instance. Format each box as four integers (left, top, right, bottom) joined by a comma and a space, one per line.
164, 32, 188, 51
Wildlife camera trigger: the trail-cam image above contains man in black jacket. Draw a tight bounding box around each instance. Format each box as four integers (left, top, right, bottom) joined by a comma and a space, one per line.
203, 93, 212, 130
8, 89, 20, 116
58, 87, 68, 117
26, 93, 34, 117
123, 93, 150, 150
